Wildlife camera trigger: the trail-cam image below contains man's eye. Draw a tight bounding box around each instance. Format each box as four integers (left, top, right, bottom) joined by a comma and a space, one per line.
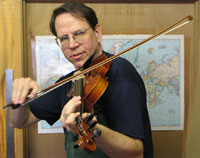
74, 31, 84, 36
60, 36, 68, 42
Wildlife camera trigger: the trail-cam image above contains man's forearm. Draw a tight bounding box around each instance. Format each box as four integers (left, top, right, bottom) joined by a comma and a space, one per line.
8, 105, 38, 128
95, 124, 144, 158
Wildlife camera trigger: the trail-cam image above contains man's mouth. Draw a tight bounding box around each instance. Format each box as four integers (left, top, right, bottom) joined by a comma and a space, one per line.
71, 52, 84, 60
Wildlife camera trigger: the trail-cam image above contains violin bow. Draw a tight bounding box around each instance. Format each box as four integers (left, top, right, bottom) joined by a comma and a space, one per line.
2, 15, 193, 109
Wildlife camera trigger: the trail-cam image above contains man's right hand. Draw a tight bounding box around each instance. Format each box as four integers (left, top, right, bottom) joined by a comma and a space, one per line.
12, 77, 40, 105
8, 77, 40, 128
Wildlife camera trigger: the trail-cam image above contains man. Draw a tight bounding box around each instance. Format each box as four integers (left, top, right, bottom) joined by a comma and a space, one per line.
9, 2, 153, 158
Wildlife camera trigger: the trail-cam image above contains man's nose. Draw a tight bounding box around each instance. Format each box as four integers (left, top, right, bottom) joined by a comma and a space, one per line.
68, 36, 78, 48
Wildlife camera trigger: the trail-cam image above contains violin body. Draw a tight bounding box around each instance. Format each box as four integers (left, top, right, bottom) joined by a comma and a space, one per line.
84, 53, 112, 112
84, 73, 108, 112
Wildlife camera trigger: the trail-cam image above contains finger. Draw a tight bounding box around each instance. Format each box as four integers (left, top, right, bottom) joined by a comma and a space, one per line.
65, 96, 82, 115
12, 78, 26, 104
60, 111, 79, 123
81, 112, 91, 120
27, 80, 40, 99
20, 78, 38, 99
12, 78, 39, 104
82, 112, 97, 122
17, 78, 35, 104
60, 112, 80, 132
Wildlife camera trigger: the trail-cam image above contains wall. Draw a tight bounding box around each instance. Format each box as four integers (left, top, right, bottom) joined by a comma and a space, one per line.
24, 2, 194, 158
184, 1, 200, 158
0, 0, 25, 158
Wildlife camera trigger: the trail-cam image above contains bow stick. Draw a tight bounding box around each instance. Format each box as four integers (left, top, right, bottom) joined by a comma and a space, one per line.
2, 15, 193, 109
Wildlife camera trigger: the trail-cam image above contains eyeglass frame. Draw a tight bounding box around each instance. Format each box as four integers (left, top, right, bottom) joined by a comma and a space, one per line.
55, 27, 91, 48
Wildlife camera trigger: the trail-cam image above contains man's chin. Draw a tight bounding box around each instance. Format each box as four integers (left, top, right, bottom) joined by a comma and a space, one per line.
74, 63, 84, 70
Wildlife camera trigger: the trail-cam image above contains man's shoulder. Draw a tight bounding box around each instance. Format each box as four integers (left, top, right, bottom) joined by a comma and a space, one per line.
56, 71, 75, 83
103, 51, 132, 70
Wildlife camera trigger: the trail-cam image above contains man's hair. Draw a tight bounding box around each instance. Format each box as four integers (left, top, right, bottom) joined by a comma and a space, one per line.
49, 1, 98, 36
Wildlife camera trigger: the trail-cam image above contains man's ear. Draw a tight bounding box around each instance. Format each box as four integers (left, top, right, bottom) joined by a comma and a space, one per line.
94, 24, 102, 43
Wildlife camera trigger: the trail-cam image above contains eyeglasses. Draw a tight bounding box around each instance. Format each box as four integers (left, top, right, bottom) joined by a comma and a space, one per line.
55, 27, 91, 48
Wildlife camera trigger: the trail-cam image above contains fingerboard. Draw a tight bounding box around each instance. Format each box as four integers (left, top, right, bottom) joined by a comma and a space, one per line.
72, 74, 85, 115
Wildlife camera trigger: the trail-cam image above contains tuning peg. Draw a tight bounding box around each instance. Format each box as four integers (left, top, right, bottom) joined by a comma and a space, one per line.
87, 121, 97, 131
72, 133, 78, 141
73, 143, 79, 149
84, 113, 95, 123
91, 128, 101, 140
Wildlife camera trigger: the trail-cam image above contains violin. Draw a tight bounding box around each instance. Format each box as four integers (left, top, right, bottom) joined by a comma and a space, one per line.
2, 15, 193, 153
70, 53, 111, 152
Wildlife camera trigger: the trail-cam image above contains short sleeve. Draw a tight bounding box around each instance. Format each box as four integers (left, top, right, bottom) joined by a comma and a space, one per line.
29, 88, 61, 125
103, 57, 146, 140
29, 73, 74, 126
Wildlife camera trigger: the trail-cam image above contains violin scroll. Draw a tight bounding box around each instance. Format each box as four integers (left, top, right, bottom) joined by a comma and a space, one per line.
74, 113, 101, 152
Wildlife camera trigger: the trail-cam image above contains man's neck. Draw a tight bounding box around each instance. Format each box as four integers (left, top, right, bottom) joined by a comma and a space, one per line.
83, 45, 103, 69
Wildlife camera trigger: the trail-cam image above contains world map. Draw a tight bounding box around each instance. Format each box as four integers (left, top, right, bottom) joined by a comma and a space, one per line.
34, 35, 184, 133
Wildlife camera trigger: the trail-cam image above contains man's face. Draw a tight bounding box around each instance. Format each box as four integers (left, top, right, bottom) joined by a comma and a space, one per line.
55, 13, 102, 70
